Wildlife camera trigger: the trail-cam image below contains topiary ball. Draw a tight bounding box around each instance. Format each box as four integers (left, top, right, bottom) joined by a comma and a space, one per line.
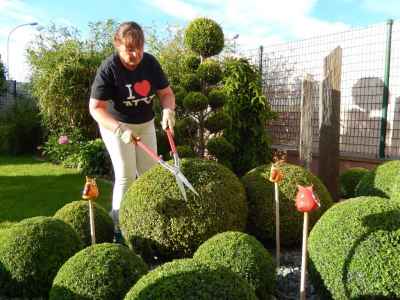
176, 145, 196, 158
193, 231, 276, 300
183, 54, 201, 72
0, 216, 82, 298
355, 160, 400, 198
197, 59, 222, 85
124, 258, 258, 300
184, 17, 224, 58
119, 158, 248, 262
241, 162, 333, 246
181, 73, 201, 91
206, 136, 234, 161
183, 91, 209, 112
50, 243, 148, 300
339, 167, 369, 199
208, 88, 226, 109
308, 196, 400, 299
54, 200, 114, 247
204, 111, 232, 133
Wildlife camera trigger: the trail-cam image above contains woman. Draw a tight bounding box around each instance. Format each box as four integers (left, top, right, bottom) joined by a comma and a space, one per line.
89, 21, 176, 241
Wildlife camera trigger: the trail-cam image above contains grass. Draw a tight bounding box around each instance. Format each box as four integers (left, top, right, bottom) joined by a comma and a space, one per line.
0, 155, 112, 224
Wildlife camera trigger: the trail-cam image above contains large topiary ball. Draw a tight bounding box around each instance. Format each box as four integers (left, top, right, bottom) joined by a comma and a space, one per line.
184, 18, 224, 58
0, 216, 82, 298
355, 160, 400, 198
241, 162, 333, 246
193, 231, 276, 300
339, 167, 369, 199
54, 200, 114, 247
124, 258, 258, 300
197, 59, 222, 85
120, 158, 248, 262
50, 243, 148, 300
308, 196, 400, 299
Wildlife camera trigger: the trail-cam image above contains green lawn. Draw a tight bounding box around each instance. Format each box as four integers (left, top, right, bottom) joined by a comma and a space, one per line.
0, 155, 112, 223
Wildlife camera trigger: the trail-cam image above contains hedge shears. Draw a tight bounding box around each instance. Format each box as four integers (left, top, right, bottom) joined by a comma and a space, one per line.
133, 127, 199, 200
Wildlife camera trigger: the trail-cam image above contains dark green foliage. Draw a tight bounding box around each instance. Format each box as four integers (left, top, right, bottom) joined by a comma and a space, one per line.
50, 243, 148, 300
0, 216, 82, 298
308, 196, 400, 299
183, 54, 201, 72
194, 231, 276, 300
181, 73, 201, 91
355, 160, 400, 198
176, 145, 196, 158
0, 56, 6, 95
119, 158, 248, 262
241, 162, 333, 246
208, 88, 226, 109
183, 91, 208, 112
54, 200, 114, 247
173, 85, 187, 108
339, 167, 369, 199
206, 136, 234, 163
222, 58, 276, 176
204, 111, 232, 133
124, 258, 258, 300
184, 18, 224, 58
197, 59, 222, 85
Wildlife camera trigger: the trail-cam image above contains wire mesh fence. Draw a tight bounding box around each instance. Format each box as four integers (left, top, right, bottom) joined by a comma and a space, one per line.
244, 20, 400, 159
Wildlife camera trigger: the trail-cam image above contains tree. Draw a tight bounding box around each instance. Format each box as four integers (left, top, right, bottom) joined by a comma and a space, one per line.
0, 55, 6, 95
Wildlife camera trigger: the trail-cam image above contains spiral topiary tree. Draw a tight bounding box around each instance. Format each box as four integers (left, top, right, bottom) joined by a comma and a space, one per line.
193, 231, 276, 300
119, 158, 248, 263
124, 258, 258, 300
308, 196, 400, 299
241, 162, 333, 246
54, 200, 114, 247
0, 216, 82, 298
339, 167, 369, 199
50, 243, 148, 300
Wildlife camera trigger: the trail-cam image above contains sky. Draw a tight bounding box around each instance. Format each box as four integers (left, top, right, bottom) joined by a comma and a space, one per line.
0, 0, 399, 82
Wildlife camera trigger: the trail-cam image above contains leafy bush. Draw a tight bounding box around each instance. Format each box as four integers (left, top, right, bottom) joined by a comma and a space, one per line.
183, 54, 201, 72
119, 158, 248, 262
197, 59, 222, 85
184, 18, 224, 58
204, 111, 232, 133
124, 258, 258, 300
206, 136, 234, 166
208, 88, 226, 109
355, 160, 400, 198
183, 91, 208, 112
339, 167, 369, 198
241, 162, 333, 246
54, 200, 114, 247
194, 231, 276, 300
0, 216, 82, 298
181, 73, 201, 91
308, 196, 400, 299
50, 243, 148, 300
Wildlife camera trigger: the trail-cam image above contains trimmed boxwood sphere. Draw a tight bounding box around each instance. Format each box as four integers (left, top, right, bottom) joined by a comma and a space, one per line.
208, 88, 226, 109
193, 231, 276, 300
183, 54, 201, 72
355, 160, 400, 198
184, 18, 224, 58
0, 216, 82, 298
54, 200, 114, 247
183, 91, 209, 112
50, 243, 148, 300
241, 162, 333, 246
124, 258, 258, 300
197, 59, 222, 85
339, 167, 369, 199
119, 158, 248, 262
181, 73, 201, 91
308, 196, 400, 299
204, 111, 232, 133
206, 136, 234, 161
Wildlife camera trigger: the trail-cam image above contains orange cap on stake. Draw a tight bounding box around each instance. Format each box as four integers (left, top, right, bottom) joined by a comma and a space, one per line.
269, 163, 284, 183
295, 185, 320, 213
82, 177, 99, 200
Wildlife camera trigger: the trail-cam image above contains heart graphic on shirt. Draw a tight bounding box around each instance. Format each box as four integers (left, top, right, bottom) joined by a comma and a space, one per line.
134, 80, 151, 97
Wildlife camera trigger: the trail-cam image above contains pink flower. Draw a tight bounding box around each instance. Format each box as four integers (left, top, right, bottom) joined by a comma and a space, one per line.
58, 135, 69, 145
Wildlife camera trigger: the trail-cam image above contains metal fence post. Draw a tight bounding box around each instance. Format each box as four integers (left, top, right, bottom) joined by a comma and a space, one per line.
379, 19, 393, 159
258, 45, 263, 74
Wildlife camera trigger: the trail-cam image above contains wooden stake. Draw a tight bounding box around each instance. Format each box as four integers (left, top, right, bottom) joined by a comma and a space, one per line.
88, 200, 96, 245
274, 182, 280, 268
300, 212, 309, 300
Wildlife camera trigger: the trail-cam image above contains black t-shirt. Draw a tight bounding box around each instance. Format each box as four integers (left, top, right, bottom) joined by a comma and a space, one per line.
90, 52, 169, 124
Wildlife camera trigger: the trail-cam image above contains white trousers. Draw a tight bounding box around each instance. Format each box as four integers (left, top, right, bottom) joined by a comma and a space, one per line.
100, 118, 157, 217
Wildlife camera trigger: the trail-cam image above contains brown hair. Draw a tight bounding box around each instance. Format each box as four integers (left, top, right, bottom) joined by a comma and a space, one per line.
113, 21, 144, 49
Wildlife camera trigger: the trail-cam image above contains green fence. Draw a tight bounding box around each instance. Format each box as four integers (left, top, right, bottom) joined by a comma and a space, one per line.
245, 19, 400, 159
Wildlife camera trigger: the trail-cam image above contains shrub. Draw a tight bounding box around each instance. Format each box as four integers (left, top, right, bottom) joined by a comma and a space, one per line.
183, 54, 201, 72
124, 258, 258, 300
197, 59, 222, 85
181, 73, 201, 91
184, 18, 224, 58
208, 88, 226, 109
241, 162, 333, 246
339, 167, 369, 199
54, 200, 114, 247
119, 158, 248, 262
183, 91, 209, 112
206, 136, 234, 165
355, 160, 400, 198
204, 111, 232, 133
50, 243, 148, 300
194, 231, 276, 300
176, 145, 196, 158
308, 196, 400, 299
0, 216, 82, 298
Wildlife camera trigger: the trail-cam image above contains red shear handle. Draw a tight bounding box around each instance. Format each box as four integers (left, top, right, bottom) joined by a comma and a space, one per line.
133, 137, 161, 162
166, 128, 177, 154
